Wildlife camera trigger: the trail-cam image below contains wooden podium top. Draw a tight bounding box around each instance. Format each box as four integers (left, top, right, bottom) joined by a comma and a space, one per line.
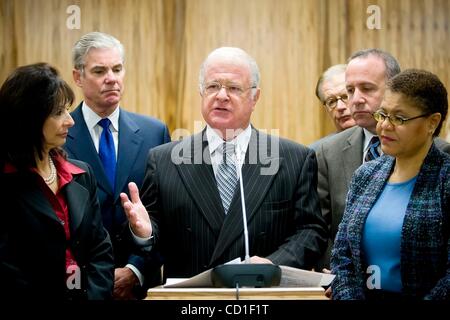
146, 287, 327, 300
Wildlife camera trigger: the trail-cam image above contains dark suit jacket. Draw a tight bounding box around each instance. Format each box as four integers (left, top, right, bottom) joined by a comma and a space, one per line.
141, 128, 327, 279
64, 104, 170, 293
331, 144, 450, 300
315, 126, 450, 268
0, 159, 114, 300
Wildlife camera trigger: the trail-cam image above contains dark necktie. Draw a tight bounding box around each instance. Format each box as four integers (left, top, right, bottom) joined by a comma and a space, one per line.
98, 118, 116, 189
216, 142, 238, 214
364, 136, 380, 162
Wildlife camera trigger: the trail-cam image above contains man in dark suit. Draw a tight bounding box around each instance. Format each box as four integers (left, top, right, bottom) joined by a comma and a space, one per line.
314, 49, 450, 270
64, 32, 170, 299
120, 47, 327, 280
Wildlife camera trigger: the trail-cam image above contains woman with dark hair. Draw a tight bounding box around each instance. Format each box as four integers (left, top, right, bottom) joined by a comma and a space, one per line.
331, 69, 449, 300
0, 63, 114, 299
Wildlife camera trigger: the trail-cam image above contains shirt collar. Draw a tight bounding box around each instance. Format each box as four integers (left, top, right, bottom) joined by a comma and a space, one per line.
2, 153, 85, 188
53, 154, 85, 188
82, 102, 120, 132
206, 124, 252, 158
363, 128, 378, 153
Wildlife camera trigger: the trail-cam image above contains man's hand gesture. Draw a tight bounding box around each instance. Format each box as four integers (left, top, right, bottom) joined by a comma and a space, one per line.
120, 182, 152, 238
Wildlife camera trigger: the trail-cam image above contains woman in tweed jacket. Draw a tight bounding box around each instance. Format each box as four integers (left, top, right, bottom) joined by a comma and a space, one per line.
331, 69, 449, 300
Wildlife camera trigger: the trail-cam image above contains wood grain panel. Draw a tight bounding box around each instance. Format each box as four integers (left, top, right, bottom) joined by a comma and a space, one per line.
0, 0, 16, 82
1, 0, 449, 143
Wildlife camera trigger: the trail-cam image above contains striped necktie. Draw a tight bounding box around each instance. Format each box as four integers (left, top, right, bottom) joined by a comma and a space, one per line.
216, 142, 238, 214
364, 136, 380, 162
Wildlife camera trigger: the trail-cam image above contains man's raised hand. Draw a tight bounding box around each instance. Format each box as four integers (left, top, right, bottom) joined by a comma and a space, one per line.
120, 182, 152, 238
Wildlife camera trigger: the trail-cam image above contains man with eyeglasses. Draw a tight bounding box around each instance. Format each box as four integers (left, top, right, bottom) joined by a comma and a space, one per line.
310, 64, 356, 150
120, 47, 328, 281
314, 49, 450, 272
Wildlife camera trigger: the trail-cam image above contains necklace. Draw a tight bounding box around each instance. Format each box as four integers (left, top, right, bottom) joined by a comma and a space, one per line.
43, 156, 57, 185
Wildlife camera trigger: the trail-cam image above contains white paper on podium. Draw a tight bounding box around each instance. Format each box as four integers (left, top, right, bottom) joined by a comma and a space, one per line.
164, 269, 213, 288
164, 258, 241, 288
163, 260, 334, 288
278, 265, 335, 287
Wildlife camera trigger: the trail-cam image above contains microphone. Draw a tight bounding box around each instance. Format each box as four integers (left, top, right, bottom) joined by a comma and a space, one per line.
211, 143, 281, 288
237, 147, 250, 264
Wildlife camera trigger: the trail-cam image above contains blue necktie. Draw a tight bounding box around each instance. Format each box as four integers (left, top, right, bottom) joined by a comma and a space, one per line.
216, 142, 238, 214
365, 136, 380, 162
98, 118, 116, 189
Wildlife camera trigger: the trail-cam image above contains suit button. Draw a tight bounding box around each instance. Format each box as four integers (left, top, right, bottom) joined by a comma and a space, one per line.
203, 265, 208, 269
186, 227, 192, 232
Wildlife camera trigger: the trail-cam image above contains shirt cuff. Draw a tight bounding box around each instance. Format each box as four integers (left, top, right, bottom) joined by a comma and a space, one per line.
129, 223, 154, 248
126, 263, 144, 287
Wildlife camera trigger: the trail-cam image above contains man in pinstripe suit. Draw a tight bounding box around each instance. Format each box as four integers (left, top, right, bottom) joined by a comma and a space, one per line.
121, 47, 327, 280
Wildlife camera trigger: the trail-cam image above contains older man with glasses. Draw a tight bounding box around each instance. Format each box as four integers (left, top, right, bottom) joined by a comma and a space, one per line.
316, 64, 356, 133
310, 64, 356, 150
119, 47, 328, 281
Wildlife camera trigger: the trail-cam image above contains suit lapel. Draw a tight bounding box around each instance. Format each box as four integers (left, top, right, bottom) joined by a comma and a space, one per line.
115, 110, 143, 199
65, 177, 90, 234
66, 105, 113, 195
343, 127, 364, 187
18, 182, 61, 225
175, 131, 226, 234
209, 129, 281, 265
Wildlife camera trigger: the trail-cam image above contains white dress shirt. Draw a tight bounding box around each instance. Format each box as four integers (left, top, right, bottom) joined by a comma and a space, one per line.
206, 124, 252, 177
81, 102, 119, 156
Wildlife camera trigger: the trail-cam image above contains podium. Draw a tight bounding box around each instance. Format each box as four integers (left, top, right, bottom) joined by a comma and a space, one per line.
146, 287, 327, 300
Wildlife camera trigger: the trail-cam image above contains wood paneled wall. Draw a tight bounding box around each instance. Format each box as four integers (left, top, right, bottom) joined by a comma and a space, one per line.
1, 0, 449, 144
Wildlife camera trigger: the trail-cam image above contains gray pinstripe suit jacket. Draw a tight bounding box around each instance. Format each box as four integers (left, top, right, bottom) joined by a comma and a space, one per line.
140, 128, 327, 279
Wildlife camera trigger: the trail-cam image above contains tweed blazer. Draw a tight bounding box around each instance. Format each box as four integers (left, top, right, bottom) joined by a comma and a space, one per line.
140, 128, 328, 279
315, 126, 450, 268
331, 144, 450, 300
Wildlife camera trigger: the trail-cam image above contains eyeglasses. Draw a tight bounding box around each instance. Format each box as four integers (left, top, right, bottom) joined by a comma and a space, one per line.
323, 94, 349, 110
372, 110, 430, 126
203, 82, 256, 97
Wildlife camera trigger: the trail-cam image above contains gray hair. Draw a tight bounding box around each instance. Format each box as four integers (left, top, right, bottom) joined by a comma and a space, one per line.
198, 47, 260, 98
315, 64, 347, 103
348, 48, 400, 80
72, 32, 125, 71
